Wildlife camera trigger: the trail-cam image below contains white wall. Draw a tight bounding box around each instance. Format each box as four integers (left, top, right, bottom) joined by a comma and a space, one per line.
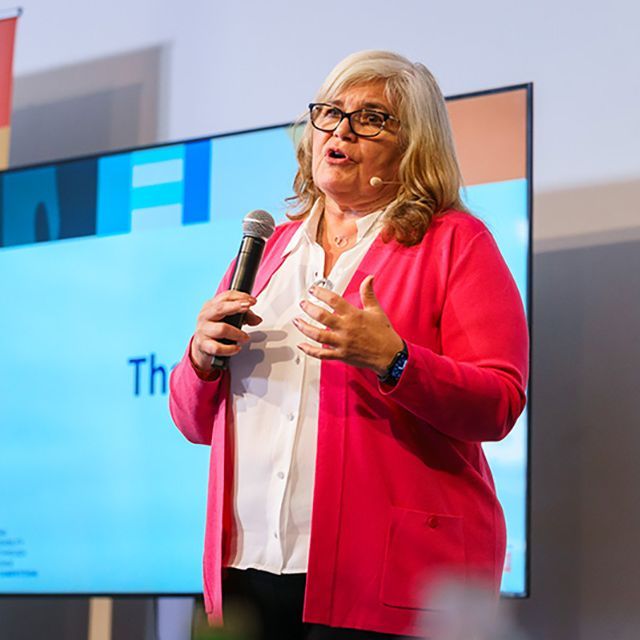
5, 2, 640, 639
12, 0, 640, 240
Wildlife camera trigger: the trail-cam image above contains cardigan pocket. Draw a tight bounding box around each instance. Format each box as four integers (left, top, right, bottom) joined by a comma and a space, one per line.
380, 506, 465, 610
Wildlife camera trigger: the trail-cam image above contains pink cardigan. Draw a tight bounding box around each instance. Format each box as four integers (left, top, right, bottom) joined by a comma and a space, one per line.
169, 211, 529, 637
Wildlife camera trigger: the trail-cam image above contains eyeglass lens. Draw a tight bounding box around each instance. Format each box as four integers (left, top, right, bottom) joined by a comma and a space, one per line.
311, 105, 386, 136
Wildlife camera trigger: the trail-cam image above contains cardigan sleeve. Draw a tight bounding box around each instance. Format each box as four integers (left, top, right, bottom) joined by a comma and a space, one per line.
381, 229, 529, 443
168, 259, 237, 445
168, 339, 227, 445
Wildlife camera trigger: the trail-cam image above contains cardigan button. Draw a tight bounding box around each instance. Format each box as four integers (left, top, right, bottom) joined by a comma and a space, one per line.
426, 515, 439, 529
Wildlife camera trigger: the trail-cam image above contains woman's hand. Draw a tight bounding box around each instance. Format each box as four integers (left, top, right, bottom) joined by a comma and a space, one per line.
190, 290, 262, 374
293, 275, 404, 376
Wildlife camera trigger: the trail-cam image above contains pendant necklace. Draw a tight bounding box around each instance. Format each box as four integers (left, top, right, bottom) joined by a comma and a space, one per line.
318, 214, 355, 248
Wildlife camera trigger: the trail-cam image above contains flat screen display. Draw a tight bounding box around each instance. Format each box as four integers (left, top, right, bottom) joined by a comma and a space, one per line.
0, 85, 531, 596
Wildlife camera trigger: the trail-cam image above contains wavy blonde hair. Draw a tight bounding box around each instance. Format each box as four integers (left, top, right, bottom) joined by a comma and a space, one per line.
287, 50, 468, 245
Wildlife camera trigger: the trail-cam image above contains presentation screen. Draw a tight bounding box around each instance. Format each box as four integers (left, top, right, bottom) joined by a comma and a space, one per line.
0, 85, 531, 596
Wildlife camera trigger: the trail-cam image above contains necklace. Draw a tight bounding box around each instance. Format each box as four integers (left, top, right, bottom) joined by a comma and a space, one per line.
318, 214, 356, 249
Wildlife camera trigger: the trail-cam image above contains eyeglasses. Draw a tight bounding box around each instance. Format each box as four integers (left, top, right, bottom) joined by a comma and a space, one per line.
308, 103, 399, 138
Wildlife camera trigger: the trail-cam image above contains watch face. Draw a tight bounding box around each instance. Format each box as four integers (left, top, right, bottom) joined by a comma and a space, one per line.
389, 350, 408, 382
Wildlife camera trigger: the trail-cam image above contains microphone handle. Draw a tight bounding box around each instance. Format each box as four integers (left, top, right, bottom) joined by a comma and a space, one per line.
211, 235, 266, 370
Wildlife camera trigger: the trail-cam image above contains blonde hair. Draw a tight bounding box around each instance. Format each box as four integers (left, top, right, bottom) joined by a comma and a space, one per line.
288, 50, 468, 245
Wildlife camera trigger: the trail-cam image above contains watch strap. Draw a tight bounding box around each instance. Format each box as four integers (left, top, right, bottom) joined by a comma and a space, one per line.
378, 341, 408, 386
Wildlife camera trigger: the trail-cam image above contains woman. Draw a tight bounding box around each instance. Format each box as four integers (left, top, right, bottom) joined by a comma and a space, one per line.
169, 50, 528, 639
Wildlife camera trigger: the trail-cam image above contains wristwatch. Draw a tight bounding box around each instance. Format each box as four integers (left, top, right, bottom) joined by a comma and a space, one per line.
378, 341, 408, 386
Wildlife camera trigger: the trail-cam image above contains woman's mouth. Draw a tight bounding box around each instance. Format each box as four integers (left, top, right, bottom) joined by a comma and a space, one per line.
326, 148, 353, 164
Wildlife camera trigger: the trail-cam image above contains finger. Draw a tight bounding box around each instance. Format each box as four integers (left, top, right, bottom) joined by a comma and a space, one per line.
202, 291, 256, 315
299, 299, 339, 329
201, 321, 250, 343
292, 316, 339, 347
359, 275, 380, 310
308, 285, 351, 314
243, 310, 263, 326
296, 342, 339, 360
201, 299, 255, 321
197, 338, 242, 357
214, 290, 257, 304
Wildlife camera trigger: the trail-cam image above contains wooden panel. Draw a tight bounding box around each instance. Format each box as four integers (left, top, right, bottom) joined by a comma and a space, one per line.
0, 125, 9, 169
447, 89, 527, 186
88, 597, 113, 640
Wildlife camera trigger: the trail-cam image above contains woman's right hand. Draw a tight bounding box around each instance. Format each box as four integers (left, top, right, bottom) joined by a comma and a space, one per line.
189, 290, 262, 375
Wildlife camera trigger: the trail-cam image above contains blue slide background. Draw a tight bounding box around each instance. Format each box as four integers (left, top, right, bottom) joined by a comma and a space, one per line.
0, 126, 528, 594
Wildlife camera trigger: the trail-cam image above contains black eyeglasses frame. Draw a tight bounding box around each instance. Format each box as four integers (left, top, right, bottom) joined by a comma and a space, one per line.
308, 103, 400, 138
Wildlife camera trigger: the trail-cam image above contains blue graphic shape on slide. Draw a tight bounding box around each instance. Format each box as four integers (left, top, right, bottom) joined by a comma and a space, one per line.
97, 153, 132, 237
1, 167, 61, 247
0, 160, 99, 248
56, 160, 99, 239
183, 139, 211, 225
96, 143, 212, 238
130, 145, 185, 233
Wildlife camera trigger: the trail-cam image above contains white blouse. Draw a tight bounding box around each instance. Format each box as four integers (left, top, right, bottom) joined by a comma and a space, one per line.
226, 200, 384, 574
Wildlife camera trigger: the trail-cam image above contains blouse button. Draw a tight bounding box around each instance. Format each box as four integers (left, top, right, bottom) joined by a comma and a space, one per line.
426, 515, 439, 529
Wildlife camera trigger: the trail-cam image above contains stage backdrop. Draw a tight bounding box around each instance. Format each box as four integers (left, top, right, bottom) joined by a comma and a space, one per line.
0, 85, 531, 596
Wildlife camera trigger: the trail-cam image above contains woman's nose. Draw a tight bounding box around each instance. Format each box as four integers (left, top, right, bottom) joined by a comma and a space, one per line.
333, 115, 356, 140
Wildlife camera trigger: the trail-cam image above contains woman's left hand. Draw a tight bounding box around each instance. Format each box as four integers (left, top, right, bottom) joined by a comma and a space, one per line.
293, 275, 404, 376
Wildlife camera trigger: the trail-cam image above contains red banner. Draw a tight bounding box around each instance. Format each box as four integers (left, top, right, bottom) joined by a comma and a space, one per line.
1, 9, 20, 169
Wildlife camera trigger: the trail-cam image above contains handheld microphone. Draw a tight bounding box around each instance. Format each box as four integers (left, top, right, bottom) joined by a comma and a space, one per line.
369, 176, 401, 188
212, 209, 276, 370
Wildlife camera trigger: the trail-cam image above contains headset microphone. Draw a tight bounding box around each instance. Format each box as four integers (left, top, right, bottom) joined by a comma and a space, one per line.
369, 176, 401, 188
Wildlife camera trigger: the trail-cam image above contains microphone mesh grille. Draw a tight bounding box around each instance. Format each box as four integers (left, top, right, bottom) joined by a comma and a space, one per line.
243, 209, 276, 239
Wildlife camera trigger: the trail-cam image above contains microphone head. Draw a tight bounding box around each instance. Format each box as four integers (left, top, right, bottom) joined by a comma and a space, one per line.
369, 176, 383, 187
243, 209, 276, 240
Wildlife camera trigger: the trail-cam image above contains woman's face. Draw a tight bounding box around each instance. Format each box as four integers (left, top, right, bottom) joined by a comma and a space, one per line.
311, 81, 403, 214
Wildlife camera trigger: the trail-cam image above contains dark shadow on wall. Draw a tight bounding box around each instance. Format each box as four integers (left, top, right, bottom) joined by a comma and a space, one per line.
0, 597, 157, 640
112, 599, 157, 640
508, 227, 640, 640
9, 45, 169, 168
0, 598, 88, 640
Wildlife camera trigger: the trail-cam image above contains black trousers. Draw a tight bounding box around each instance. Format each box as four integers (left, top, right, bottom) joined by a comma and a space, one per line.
222, 568, 410, 640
